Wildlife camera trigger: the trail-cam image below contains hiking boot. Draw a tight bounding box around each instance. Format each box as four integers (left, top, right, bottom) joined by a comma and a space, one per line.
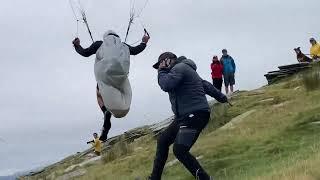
146, 175, 157, 180
196, 169, 212, 180
99, 127, 108, 142
198, 176, 214, 180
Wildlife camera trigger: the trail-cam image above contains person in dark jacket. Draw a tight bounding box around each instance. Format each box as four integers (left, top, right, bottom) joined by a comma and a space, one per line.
210, 55, 223, 92
220, 49, 236, 95
149, 52, 228, 180
72, 32, 150, 141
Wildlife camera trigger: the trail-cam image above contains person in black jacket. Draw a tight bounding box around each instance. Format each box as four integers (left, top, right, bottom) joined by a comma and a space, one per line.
149, 52, 228, 180
72, 32, 150, 141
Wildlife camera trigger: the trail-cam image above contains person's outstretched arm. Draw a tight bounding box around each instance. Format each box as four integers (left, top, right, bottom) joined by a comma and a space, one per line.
128, 43, 146, 55
126, 34, 150, 55
86, 140, 94, 144
202, 80, 228, 103
72, 38, 103, 57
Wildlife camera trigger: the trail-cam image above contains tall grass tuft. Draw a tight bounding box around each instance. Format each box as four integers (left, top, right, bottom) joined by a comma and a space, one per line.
302, 65, 320, 91
102, 139, 133, 164
204, 103, 230, 134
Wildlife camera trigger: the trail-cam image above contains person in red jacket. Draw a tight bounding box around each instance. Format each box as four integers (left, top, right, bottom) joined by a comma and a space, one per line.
210, 56, 223, 92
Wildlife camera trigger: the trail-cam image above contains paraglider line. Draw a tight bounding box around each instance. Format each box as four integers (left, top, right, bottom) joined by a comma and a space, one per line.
125, 0, 149, 43
125, 0, 136, 43
81, 10, 94, 43
69, 0, 81, 37
136, 0, 150, 18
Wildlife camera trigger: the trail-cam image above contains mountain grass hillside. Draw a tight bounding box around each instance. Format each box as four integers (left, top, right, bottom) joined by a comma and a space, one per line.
21, 64, 320, 180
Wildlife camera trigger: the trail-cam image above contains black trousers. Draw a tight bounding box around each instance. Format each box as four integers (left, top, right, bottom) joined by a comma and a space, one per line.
103, 111, 112, 134
212, 78, 223, 92
150, 111, 211, 180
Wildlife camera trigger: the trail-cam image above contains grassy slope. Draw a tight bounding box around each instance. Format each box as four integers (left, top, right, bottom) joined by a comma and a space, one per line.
27, 73, 320, 180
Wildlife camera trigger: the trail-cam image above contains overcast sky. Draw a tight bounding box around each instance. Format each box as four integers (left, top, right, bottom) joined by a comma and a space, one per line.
0, 0, 319, 176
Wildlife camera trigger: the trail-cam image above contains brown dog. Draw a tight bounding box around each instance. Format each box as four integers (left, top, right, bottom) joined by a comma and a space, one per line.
294, 47, 312, 63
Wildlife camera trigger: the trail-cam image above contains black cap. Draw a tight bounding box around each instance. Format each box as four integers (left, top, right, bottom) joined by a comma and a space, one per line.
177, 56, 187, 61
222, 49, 227, 53
153, 52, 177, 69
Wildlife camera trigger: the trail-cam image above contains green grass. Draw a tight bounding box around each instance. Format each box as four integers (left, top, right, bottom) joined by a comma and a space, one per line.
23, 67, 320, 180
102, 138, 134, 164
302, 68, 320, 91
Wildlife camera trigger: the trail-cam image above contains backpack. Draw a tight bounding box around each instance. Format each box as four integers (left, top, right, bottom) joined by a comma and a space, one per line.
94, 31, 132, 118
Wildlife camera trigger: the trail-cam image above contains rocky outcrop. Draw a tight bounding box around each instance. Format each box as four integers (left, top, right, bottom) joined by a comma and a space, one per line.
264, 62, 311, 84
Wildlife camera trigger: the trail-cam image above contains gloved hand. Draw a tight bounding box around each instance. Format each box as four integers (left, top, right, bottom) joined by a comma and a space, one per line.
158, 58, 172, 70
220, 95, 228, 104
142, 34, 150, 44
72, 38, 80, 46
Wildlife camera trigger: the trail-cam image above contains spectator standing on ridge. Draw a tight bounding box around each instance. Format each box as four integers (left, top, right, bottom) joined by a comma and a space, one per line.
210, 55, 223, 92
87, 133, 102, 156
309, 38, 320, 61
220, 49, 236, 95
